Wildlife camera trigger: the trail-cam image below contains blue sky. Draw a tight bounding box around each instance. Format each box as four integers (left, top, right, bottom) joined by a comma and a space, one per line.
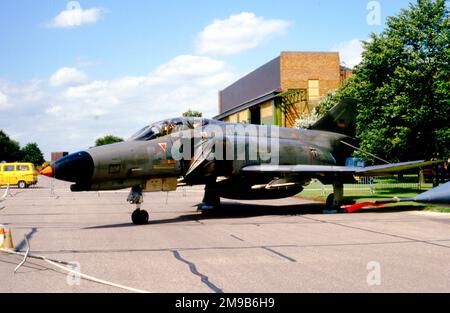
0, 0, 414, 158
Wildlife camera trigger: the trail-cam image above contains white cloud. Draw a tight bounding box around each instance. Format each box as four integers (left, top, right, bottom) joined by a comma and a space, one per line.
151, 55, 227, 82
333, 39, 364, 69
47, 3, 106, 28
59, 55, 236, 122
3, 9, 270, 158
50, 67, 89, 87
0, 90, 12, 110
0, 55, 237, 158
45, 105, 62, 115
196, 12, 291, 56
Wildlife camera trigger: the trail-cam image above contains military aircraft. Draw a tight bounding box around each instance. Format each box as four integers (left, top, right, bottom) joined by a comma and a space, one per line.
41, 99, 437, 224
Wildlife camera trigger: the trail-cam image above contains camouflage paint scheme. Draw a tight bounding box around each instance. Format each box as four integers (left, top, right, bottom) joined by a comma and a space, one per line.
45, 100, 438, 224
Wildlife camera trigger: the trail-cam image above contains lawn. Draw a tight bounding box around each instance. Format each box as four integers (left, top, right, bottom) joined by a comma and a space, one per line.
297, 180, 450, 213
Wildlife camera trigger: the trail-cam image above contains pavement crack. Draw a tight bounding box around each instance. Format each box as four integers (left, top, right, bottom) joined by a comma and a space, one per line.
28, 240, 430, 255
171, 250, 223, 293
262, 247, 297, 263
230, 234, 245, 242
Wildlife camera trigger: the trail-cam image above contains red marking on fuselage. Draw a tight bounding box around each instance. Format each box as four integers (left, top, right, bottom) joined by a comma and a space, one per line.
158, 143, 167, 153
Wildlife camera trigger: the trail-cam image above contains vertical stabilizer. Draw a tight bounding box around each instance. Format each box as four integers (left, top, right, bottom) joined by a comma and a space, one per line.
311, 98, 357, 137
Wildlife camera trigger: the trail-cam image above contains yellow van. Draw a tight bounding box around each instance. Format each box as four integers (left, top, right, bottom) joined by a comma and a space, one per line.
0, 162, 39, 189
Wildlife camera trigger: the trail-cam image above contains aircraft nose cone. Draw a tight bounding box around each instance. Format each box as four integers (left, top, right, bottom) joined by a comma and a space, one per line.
53, 151, 94, 183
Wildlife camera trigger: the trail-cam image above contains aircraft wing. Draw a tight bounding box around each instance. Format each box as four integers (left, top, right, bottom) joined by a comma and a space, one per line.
241, 160, 437, 176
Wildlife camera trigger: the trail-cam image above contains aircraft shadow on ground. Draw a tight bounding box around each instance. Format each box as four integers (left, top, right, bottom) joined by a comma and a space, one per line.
84, 202, 425, 230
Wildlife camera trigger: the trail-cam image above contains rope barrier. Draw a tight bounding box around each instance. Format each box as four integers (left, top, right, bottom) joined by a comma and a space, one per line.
1, 246, 151, 293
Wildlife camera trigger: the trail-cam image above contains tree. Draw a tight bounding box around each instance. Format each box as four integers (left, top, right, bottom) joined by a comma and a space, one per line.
295, 111, 321, 129
0, 130, 21, 162
327, 0, 450, 162
95, 135, 124, 147
21, 143, 45, 165
295, 92, 338, 128
182, 109, 203, 117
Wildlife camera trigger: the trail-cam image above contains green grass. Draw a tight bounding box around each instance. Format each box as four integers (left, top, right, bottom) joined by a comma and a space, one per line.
424, 207, 450, 213
298, 181, 450, 213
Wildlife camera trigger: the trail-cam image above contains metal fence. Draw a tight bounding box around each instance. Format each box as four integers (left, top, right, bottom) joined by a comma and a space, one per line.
353, 175, 423, 193
311, 175, 426, 196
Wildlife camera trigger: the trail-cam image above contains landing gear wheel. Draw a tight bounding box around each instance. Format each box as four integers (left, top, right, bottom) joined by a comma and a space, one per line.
200, 184, 220, 213
326, 193, 347, 213
326, 193, 335, 210
198, 202, 219, 212
132, 209, 149, 225
198, 197, 220, 213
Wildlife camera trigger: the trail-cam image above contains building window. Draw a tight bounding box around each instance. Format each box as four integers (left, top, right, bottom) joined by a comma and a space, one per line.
239, 110, 249, 123
308, 80, 320, 102
260, 102, 274, 125
228, 114, 238, 123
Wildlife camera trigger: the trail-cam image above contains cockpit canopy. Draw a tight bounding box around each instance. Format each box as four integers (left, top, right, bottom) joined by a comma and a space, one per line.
130, 117, 217, 141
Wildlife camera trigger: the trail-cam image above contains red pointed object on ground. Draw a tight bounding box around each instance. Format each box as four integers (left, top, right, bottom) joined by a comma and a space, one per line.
342, 202, 387, 213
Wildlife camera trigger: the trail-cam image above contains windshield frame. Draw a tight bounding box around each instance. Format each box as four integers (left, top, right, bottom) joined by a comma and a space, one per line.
129, 118, 200, 141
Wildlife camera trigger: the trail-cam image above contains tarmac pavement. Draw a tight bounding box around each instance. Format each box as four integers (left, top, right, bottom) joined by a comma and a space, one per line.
1, 176, 450, 293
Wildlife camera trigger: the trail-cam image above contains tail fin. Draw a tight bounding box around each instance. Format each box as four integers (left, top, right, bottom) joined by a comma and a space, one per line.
311, 98, 357, 137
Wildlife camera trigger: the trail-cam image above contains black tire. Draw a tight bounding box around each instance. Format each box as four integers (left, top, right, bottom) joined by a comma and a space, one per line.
326, 194, 347, 213
132, 209, 149, 225
131, 210, 140, 224
18, 181, 27, 189
140, 210, 149, 224
326, 193, 335, 209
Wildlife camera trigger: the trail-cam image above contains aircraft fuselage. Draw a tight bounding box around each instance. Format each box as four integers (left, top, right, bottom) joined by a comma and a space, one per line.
50, 118, 354, 201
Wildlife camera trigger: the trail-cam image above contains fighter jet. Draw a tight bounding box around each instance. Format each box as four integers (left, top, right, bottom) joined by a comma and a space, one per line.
41, 99, 438, 224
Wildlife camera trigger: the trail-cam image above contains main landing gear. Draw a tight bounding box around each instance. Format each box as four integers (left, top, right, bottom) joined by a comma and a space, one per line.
128, 186, 149, 225
198, 182, 220, 212
325, 180, 348, 213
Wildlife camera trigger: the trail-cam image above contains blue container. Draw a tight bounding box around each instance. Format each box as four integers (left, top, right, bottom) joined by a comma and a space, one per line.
346, 157, 366, 168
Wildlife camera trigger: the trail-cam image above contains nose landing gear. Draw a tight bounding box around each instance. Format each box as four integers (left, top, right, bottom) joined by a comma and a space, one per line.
128, 186, 149, 225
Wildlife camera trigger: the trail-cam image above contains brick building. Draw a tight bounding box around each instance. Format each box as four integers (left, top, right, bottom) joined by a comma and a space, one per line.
51, 152, 68, 162
214, 52, 352, 128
